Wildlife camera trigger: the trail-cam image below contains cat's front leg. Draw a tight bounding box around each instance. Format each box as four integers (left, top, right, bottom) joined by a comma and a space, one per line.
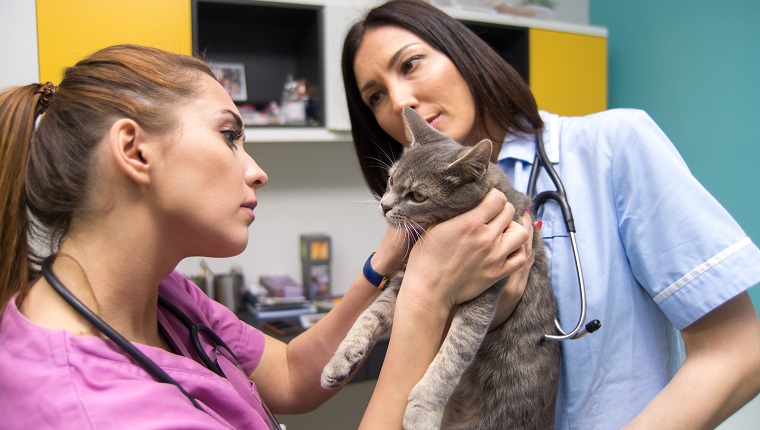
321, 279, 400, 389
403, 283, 503, 430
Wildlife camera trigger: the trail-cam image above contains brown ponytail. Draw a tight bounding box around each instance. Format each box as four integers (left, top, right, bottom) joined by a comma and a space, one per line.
0, 45, 215, 317
0, 84, 48, 313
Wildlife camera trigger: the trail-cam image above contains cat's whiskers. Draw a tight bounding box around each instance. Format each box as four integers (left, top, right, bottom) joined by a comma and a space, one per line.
388, 225, 411, 254
344, 191, 385, 217
408, 220, 441, 256
346, 199, 381, 214
402, 223, 417, 258
407, 219, 428, 237
371, 141, 399, 167
364, 156, 393, 172
346, 197, 381, 205
401, 220, 431, 257
353, 205, 383, 217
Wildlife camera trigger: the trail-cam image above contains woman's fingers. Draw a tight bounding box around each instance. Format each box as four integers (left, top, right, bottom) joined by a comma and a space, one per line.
489, 211, 536, 329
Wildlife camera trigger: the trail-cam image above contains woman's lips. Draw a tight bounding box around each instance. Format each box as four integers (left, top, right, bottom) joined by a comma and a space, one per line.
242, 200, 257, 221
426, 114, 441, 128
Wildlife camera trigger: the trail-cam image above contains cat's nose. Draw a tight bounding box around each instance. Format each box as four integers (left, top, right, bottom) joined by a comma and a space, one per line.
380, 203, 391, 215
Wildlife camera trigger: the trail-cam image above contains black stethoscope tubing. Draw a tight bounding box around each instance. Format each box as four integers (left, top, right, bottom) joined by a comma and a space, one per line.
157, 295, 236, 378
528, 133, 601, 341
41, 255, 281, 429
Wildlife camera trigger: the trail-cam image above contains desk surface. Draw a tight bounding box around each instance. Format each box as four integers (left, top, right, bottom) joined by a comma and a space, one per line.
236, 310, 388, 383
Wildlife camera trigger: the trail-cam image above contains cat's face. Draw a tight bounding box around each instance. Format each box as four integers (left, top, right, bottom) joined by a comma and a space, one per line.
379, 107, 493, 232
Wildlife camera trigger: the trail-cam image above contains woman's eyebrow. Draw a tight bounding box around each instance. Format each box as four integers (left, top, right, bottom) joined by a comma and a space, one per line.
386, 43, 417, 70
218, 109, 243, 130
359, 80, 376, 95
358, 43, 419, 95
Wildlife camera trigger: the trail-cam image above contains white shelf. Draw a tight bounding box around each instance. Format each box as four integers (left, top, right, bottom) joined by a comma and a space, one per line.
252, 0, 606, 37
244, 126, 352, 143
443, 7, 608, 37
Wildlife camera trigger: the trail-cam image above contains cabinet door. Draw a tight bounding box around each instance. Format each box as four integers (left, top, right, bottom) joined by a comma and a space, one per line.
529, 29, 607, 116
37, 0, 192, 83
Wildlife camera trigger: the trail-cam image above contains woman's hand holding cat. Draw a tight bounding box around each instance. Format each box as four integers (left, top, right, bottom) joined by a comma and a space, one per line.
402, 189, 529, 310
370, 224, 415, 281
490, 211, 536, 330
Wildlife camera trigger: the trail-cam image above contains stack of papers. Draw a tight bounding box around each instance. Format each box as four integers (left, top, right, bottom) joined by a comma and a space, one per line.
248, 296, 316, 320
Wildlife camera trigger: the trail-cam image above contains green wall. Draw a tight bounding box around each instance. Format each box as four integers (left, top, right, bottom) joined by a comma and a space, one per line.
589, 0, 760, 313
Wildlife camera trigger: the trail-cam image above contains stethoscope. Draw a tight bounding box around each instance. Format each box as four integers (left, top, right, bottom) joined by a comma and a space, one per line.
41, 255, 283, 430
528, 132, 602, 342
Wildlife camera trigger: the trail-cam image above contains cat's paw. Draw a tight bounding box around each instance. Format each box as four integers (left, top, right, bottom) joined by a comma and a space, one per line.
320, 352, 361, 389
403, 384, 444, 430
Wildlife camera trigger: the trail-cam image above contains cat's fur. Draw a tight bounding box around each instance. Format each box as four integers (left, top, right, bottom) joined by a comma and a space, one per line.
321, 107, 560, 429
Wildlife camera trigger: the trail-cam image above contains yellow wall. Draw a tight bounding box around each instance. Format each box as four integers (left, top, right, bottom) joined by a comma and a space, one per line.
530, 29, 607, 116
36, 0, 192, 84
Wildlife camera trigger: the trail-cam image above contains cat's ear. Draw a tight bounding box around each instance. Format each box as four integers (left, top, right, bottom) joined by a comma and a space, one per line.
402, 106, 449, 147
446, 139, 493, 182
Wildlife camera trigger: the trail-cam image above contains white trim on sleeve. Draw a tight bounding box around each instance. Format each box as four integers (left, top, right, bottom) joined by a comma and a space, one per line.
653, 237, 753, 304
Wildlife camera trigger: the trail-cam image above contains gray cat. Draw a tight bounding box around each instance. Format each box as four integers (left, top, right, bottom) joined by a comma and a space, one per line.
321, 107, 560, 429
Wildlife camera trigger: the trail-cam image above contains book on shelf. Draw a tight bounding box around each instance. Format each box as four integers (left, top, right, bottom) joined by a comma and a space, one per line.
259, 274, 304, 298
247, 300, 317, 320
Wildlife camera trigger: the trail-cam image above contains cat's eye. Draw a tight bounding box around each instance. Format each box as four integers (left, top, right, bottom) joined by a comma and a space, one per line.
408, 191, 427, 203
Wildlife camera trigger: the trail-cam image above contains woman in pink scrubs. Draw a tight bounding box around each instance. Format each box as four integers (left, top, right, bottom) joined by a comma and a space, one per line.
0, 44, 531, 429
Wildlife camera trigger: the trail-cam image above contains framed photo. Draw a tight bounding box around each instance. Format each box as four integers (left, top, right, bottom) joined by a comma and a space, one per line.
209, 62, 248, 102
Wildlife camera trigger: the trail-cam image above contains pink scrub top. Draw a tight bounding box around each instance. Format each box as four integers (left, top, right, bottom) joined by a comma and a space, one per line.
0, 271, 271, 429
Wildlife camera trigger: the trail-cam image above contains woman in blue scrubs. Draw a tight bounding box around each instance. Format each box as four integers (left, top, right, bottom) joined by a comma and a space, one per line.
341, 0, 760, 428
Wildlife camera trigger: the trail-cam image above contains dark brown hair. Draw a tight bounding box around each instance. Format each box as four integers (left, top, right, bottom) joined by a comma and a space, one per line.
342, 0, 543, 196
0, 44, 214, 315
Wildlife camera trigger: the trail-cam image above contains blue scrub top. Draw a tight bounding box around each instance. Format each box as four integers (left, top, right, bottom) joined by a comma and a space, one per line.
498, 109, 760, 429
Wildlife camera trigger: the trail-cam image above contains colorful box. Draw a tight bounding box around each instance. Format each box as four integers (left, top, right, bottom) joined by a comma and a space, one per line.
300, 234, 331, 301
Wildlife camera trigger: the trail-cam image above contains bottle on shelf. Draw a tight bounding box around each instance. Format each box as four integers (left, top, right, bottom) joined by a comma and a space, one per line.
280, 73, 307, 126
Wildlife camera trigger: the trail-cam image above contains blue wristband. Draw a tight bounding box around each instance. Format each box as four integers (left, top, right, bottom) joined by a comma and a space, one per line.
363, 252, 389, 290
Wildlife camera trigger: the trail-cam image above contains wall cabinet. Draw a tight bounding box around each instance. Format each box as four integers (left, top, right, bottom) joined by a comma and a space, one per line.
193, 0, 356, 142
35, 0, 606, 143
529, 28, 607, 116
194, 2, 323, 125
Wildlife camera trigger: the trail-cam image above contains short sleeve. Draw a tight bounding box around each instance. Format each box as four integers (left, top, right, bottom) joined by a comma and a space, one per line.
609, 110, 760, 329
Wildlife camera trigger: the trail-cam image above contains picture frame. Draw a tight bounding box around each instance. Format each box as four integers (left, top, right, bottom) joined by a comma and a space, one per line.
209, 62, 248, 102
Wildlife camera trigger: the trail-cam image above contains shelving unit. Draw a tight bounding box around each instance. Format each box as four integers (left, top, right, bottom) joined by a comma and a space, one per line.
193, 1, 325, 132
36, 0, 607, 143
460, 22, 529, 83
192, 0, 361, 143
